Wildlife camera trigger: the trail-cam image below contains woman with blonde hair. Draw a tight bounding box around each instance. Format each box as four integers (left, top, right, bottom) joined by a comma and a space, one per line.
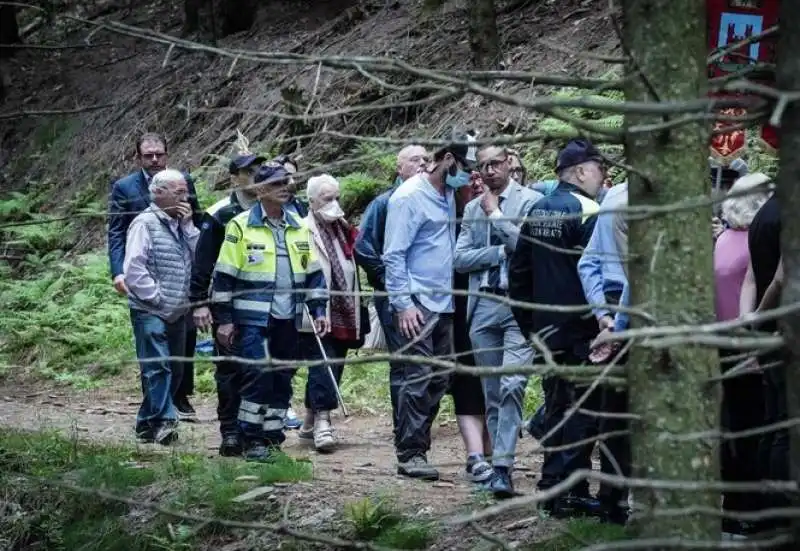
713, 171, 771, 537
297, 173, 367, 452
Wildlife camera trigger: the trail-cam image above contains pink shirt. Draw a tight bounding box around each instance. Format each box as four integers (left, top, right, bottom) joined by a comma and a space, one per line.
713, 228, 750, 322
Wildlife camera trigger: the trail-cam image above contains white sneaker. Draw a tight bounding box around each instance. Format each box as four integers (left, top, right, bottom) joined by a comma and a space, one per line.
313, 413, 337, 452
283, 407, 302, 430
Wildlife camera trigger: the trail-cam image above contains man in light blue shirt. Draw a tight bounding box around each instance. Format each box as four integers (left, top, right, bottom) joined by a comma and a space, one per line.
578, 182, 628, 331
579, 182, 631, 525
382, 132, 473, 481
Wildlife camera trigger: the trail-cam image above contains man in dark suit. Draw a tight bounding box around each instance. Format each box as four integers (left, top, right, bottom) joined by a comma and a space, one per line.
107, 132, 203, 420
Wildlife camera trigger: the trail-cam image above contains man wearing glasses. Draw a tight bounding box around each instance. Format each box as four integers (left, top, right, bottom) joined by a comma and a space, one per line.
108, 133, 203, 421
454, 144, 541, 498
508, 138, 607, 518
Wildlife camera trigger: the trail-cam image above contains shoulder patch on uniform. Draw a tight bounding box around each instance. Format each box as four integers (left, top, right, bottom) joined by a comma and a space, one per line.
225, 234, 240, 244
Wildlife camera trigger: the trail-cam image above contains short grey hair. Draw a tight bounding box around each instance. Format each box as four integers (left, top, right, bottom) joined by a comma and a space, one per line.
306, 173, 340, 200
722, 172, 771, 229
149, 169, 186, 199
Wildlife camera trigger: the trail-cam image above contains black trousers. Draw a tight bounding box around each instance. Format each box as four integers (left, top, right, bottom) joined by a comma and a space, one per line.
213, 324, 241, 437
392, 307, 453, 462
757, 349, 790, 527
300, 334, 349, 412
537, 347, 598, 497
719, 348, 766, 514
174, 325, 196, 400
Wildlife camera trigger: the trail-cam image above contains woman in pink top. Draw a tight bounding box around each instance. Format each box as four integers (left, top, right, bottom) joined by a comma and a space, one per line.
713, 172, 771, 536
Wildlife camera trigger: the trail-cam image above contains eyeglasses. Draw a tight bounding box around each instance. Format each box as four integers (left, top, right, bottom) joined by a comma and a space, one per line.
479, 157, 508, 173
408, 155, 431, 164
140, 152, 166, 161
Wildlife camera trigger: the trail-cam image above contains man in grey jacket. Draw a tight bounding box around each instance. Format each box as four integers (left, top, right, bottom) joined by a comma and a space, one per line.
454, 145, 542, 498
124, 169, 200, 445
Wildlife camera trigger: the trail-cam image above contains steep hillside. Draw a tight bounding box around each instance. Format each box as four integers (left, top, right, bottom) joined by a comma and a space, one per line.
0, 0, 616, 204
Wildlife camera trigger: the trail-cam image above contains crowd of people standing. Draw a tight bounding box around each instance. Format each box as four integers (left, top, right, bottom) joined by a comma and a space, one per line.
107, 129, 783, 533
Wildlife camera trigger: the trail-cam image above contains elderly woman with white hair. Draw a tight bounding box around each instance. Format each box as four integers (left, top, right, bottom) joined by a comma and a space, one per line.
298, 173, 367, 452
713, 171, 771, 537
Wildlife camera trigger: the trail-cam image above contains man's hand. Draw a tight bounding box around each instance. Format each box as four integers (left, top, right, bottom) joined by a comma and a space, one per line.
589, 327, 618, 363
598, 315, 615, 332
480, 185, 499, 215
216, 323, 236, 348
193, 307, 213, 332
113, 274, 128, 296
175, 201, 193, 221
397, 306, 425, 339
313, 316, 329, 337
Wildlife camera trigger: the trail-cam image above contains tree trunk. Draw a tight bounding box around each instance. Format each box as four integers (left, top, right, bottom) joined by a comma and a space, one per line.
0, 5, 20, 56
468, 0, 500, 69
183, 0, 202, 34
218, 0, 257, 37
776, 1, 800, 547
622, 0, 719, 544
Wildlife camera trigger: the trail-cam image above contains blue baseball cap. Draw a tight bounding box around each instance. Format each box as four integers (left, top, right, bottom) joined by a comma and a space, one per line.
555, 139, 604, 172
228, 154, 266, 174
254, 162, 290, 185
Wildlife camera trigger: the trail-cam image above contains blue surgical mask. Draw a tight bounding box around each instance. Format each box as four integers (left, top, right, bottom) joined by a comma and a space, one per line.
445, 169, 470, 189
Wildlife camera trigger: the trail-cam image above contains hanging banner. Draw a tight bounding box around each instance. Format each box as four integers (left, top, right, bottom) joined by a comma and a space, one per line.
707, 0, 778, 82
760, 123, 779, 152
707, 0, 779, 154
709, 93, 748, 161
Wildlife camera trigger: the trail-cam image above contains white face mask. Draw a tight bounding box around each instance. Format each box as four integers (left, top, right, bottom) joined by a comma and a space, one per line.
316, 199, 344, 222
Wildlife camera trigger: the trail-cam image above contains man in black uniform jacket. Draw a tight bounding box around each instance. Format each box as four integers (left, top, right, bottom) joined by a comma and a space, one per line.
190, 152, 265, 456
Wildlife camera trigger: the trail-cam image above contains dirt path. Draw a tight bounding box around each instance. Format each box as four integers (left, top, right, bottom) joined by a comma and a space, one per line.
0, 377, 561, 548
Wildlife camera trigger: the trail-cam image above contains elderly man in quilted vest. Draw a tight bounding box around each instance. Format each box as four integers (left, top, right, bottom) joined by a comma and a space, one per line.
123, 169, 200, 446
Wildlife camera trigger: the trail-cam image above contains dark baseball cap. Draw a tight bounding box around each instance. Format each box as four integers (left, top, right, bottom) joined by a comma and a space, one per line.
228, 154, 266, 174
555, 139, 604, 172
254, 162, 290, 185
436, 128, 477, 170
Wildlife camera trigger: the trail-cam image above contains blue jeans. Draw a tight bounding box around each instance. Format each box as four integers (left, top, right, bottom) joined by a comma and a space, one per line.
130, 310, 186, 429
237, 318, 298, 445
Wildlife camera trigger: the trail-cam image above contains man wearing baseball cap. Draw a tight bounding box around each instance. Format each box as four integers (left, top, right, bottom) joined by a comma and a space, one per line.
382, 128, 473, 480
508, 138, 606, 517
211, 162, 329, 461
190, 152, 265, 457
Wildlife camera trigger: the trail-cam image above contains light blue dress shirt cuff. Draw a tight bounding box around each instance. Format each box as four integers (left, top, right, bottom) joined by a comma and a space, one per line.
614, 282, 630, 332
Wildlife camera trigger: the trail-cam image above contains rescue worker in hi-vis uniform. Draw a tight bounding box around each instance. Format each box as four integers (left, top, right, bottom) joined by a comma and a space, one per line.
211, 162, 329, 462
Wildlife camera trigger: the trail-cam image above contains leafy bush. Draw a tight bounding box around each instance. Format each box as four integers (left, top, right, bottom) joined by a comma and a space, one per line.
339, 172, 389, 219
0, 252, 131, 384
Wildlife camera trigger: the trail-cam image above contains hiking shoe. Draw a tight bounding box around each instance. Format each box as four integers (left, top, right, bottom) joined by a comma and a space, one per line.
154, 422, 178, 446
465, 455, 493, 483
397, 455, 439, 481
175, 397, 197, 422
135, 426, 155, 443
488, 467, 515, 499
313, 414, 337, 453
219, 433, 243, 457
283, 407, 302, 430
244, 441, 281, 463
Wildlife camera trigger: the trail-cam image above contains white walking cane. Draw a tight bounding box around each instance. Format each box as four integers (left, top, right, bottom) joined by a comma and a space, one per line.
303, 304, 349, 417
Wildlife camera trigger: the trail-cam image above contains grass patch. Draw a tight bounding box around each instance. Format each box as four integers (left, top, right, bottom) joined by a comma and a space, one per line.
530, 519, 627, 551
0, 429, 312, 550
345, 496, 435, 549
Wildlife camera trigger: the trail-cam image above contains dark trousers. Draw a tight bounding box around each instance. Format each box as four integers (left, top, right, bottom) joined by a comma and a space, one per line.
719, 349, 766, 514
757, 350, 790, 527
237, 318, 298, 445
375, 296, 406, 435
173, 325, 196, 400
595, 386, 631, 506
300, 334, 349, 412
537, 347, 598, 497
393, 307, 454, 462
213, 323, 242, 437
